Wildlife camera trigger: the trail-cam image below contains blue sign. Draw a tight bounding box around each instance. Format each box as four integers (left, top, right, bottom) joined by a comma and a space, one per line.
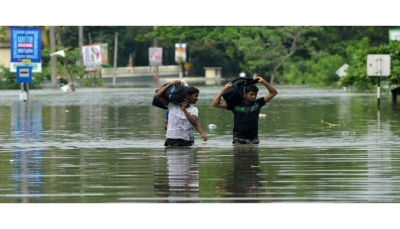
10, 27, 42, 63
16, 66, 33, 83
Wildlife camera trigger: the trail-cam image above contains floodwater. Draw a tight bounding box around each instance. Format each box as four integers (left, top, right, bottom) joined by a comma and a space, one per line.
1, 86, 400, 203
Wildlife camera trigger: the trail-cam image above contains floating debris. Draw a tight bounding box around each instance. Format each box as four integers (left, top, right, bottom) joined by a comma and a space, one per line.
320, 119, 344, 127
341, 131, 357, 135
207, 124, 217, 129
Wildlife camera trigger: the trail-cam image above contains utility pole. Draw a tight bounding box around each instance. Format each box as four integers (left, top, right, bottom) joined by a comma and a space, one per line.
78, 26, 85, 85
112, 32, 118, 87
179, 41, 183, 80
21, 82, 29, 102
49, 26, 57, 88
78, 26, 84, 68
153, 26, 159, 86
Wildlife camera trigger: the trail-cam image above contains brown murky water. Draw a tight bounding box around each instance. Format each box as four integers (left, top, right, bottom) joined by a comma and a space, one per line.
1, 86, 400, 203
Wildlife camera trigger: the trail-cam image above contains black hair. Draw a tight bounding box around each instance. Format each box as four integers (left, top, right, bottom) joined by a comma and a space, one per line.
244, 84, 259, 94
187, 87, 199, 95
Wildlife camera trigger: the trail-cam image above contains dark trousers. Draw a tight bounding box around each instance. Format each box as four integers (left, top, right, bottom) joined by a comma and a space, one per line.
232, 132, 260, 144
164, 138, 193, 146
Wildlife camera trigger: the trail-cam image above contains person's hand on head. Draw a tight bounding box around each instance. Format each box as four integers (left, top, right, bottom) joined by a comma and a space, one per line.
223, 82, 232, 90
181, 99, 188, 110
170, 80, 181, 85
255, 76, 265, 83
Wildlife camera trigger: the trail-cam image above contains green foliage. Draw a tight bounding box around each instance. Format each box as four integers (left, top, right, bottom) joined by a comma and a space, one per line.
0, 27, 6, 37
33, 48, 51, 82
0, 65, 42, 89
340, 40, 400, 91
80, 76, 104, 87
0, 65, 18, 89
216, 26, 321, 82
279, 52, 345, 87
303, 52, 345, 87
34, 48, 85, 85
2, 26, 398, 89
278, 58, 306, 85
63, 48, 85, 78
136, 26, 240, 75
136, 26, 324, 79
311, 26, 397, 57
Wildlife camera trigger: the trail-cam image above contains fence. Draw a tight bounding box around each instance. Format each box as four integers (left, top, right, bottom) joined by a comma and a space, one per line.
101, 65, 181, 78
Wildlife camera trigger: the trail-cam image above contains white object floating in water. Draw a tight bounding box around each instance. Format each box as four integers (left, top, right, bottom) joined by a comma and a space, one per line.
60, 85, 72, 92
259, 114, 266, 117
207, 124, 217, 129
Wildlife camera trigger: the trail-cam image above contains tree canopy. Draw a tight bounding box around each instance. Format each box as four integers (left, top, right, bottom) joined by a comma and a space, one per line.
1, 26, 399, 90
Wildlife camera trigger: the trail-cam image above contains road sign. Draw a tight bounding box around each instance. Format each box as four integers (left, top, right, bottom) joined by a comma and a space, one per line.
367, 54, 391, 111
16, 66, 32, 83
184, 62, 190, 70
10, 27, 42, 72
367, 54, 391, 76
389, 29, 400, 42
336, 63, 349, 77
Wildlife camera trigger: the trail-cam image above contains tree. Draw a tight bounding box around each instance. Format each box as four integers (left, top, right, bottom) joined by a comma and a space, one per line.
340, 40, 400, 90
0, 26, 6, 37
230, 26, 321, 83
136, 26, 240, 76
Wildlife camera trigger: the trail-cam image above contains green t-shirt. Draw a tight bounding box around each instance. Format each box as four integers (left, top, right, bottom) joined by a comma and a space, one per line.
226, 97, 266, 139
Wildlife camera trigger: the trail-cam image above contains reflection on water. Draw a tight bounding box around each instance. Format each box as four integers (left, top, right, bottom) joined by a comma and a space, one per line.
11, 102, 43, 202
0, 87, 400, 203
365, 112, 394, 202
165, 147, 198, 203
230, 146, 261, 202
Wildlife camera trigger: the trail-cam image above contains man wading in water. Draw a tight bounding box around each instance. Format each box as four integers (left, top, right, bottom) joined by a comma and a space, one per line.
155, 80, 208, 146
211, 75, 278, 144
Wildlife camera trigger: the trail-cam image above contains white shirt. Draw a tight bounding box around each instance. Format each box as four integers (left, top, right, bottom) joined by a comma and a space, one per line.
166, 102, 198, 140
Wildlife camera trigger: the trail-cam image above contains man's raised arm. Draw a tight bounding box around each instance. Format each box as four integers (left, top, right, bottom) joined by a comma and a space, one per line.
255, 76, 278, 103
211, 82, 232, 108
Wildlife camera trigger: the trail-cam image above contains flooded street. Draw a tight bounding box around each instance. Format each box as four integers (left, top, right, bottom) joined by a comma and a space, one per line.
1, 86, 400, 203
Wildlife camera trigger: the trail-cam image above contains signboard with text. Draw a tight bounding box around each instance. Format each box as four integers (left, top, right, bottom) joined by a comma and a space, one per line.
100, 43, 108, 64
82, 44, 103, 71
10, 62, 42, 72
175, 43, 186, 63
149, 47, 162, 66
10, 27, 42, 72
389, 29, 400, 42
